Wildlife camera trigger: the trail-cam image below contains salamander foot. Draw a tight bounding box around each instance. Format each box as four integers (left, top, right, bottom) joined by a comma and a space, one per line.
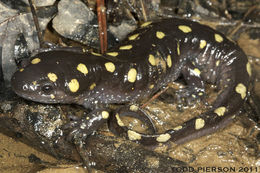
175, 86, 205, 108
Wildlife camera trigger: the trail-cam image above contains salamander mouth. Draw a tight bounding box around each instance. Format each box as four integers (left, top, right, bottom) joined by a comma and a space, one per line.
12, 90, 58, 104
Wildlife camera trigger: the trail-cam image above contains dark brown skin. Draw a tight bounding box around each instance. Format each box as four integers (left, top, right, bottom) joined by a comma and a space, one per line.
11, 18, 251, 145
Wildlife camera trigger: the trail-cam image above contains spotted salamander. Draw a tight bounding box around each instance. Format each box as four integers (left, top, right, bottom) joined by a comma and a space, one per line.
11, 18, 251, 145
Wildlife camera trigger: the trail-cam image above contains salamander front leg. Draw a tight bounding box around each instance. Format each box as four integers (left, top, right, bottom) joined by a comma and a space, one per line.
64, 109, 110, 142
64, 108, 110, 172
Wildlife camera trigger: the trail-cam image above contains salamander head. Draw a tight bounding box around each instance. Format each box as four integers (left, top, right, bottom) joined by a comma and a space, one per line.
11, 55, 78, 104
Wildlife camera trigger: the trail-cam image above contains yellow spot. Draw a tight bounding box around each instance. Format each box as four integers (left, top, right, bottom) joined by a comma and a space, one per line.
200, 40, 207, 49
119, 45, 132, 50
102, 111, 109, 119
193, 68, 201, 76
19, 68, 24, 72
216, 60, 220, 66
50, 94, 55, 99
156, 31, 165, 39
31, 58, 41, 64
68, 79, 80, 93
177, 42, 180, 55
128, 33, 139, 40
48, 73, 58, 82
215, 33, 223, 43
105, 62, 116, 73
127, 130, 141, 140
153, 52, 167, 73
116, 113, 125, 126
173, 126, 182, 130
235, 83, 247, 99
89, 83, 96, 90
127, 68, 137, 83
246, 62, 252, 77
214, 107, 226, 116
32, 81, 37, 85
149, 84, 154, 89
141, 21, 152, 27
130, 105, 139, 112
156, 133, 171, 143
91, 52, 102, 56
148, 54, 156, 66
195, 118, 205, 130
77, 63, 88, 75
166, 55, 172, 68
178, 25, 192, 33
198, 92, 204, 96
106, 52, 118, 57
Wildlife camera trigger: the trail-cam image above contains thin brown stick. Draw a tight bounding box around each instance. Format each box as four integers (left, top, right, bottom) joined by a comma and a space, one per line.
28, 0, 44, 48
140, 0, 147, 21
97, 0, 107, 53
141, 86, 169, 108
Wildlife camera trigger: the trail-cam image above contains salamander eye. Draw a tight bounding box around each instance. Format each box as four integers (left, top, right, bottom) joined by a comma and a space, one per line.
41, 84, 53, 94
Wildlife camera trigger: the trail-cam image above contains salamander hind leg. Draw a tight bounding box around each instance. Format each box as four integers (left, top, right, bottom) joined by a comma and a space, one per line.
175, 62, 206, 107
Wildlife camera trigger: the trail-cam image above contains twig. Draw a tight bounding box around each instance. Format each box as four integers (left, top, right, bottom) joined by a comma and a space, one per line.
140, 0, 147, 21
141, 86, 169, 108
97, 0, 107, 53
28, 0, 44, 48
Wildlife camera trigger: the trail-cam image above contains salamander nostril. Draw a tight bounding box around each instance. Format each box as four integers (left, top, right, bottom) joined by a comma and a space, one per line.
22, 84, 28, 91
